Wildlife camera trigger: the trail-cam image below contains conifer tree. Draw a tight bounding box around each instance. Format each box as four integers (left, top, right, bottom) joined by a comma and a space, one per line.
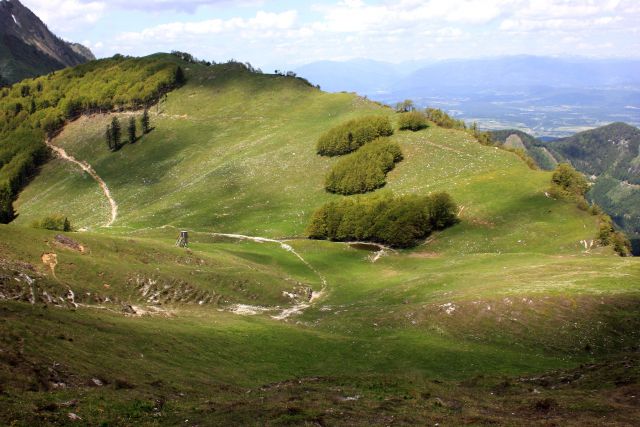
128, 116, 137, 143
175, 66, 186, 85
105, 125, 114, 151
141, 108, 150, 134
111, 117, 122, 150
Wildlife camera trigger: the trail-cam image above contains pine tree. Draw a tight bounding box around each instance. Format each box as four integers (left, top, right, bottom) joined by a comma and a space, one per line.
105, 125, 114, 151
175, 66, 186, 85
111, 117, 122, 150
141, 108, 150, 134
128, 116, 137, 143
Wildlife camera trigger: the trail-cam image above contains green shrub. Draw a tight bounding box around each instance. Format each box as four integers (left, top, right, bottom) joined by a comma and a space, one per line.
325, 139, 403, 195
551, 163, 589, 197
32, 214, 71, 231
425, 108, 466, 130
316, 116, 393, 156
307, 192, 458, 248
612, 232, 632, 257
598, 214, 632, 256
398, 111, 428, 131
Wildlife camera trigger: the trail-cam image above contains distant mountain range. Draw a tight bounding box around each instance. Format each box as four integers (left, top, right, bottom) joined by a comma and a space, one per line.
295, 56, 640, 137
0, 0, 94, 85
491, 123, 640, 254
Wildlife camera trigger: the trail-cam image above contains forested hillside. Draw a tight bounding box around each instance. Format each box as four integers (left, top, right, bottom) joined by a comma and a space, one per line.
0, 54, 185, 222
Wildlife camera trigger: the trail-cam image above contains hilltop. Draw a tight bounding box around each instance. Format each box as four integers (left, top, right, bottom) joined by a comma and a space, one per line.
1, 54, 639, 425
492, 123, 640, 253
0, 0, 94, 84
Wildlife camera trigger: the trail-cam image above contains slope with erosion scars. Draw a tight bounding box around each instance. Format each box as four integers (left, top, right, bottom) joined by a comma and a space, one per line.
45, 138, 118, 227
212, 233, 327, 319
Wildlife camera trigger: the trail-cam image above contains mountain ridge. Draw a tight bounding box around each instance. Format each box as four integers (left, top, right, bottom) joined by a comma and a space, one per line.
0, 0, 94, 84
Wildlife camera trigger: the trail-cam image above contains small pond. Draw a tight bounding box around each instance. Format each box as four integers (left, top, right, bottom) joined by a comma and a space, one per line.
349, 242, 384, 252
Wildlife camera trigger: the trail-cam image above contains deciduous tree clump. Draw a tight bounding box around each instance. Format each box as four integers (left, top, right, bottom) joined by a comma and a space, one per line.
307, 192, 458, 248
398, 111, 428, 131
0, 55, 184, 223
325, 139, 403, 195
316, 116, 393, 156
31, 213, 71, 231
551, 163, 589, 198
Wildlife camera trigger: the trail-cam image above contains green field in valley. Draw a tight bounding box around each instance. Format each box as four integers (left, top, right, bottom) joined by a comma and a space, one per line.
1, 56, 639, 425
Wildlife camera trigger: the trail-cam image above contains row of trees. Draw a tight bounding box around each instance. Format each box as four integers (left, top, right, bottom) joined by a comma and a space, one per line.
307, 192, 458, 248
105, 110, 151, 151
316, 116, 394, 156
0, 54, 185, 223
325, 139, 403, 195
395, 99, 415, 113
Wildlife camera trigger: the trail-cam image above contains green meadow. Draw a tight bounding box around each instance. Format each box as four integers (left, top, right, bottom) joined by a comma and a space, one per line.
1, 56, 639, 425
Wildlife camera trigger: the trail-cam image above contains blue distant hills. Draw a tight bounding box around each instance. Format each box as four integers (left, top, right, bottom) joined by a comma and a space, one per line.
295, 56, 640, 137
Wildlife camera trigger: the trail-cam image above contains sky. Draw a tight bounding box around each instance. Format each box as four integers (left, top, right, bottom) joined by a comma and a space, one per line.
20, 0, 640, 70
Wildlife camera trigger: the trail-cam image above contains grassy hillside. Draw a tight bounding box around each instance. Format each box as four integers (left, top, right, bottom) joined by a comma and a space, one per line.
15, 60, 598, 255
2, 55, 639, 424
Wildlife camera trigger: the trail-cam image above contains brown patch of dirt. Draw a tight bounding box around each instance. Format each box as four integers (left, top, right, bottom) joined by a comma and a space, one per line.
41, 253, 58, 277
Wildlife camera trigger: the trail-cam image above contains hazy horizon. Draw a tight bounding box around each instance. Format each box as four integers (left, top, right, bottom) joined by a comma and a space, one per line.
20, 0, 640, 70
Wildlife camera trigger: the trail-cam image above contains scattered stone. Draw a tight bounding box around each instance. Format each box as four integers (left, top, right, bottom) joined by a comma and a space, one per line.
122, 304, 137, 315
67, 413, 82, 421
432, 397, 445, 407
54, 234, 85, 253
59, 400, 78, 408
91, 378, 103, 386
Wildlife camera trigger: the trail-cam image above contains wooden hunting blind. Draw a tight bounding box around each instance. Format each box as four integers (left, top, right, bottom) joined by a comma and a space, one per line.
176, 231, 189, 248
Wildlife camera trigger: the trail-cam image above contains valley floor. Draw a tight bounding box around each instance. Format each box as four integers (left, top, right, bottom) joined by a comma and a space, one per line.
1, 225, 639, 426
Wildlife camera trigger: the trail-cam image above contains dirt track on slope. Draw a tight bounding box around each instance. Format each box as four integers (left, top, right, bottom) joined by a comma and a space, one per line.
46, 139, 118, 227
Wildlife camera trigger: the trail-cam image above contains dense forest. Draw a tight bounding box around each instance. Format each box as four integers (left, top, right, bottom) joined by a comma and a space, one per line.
307, 192, 458, 248
0, 54, 185, 222
316, 115, 393, 156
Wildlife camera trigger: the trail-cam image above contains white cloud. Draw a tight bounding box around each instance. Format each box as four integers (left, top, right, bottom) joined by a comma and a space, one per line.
117, 10, 298, 42
22, 0, 105, 30
23, 0, 640, 65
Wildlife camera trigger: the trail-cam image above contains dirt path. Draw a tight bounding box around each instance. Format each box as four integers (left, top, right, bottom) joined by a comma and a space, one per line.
46, 139, 118, 227
422, 139, 466, 155
212, 233, 328, 320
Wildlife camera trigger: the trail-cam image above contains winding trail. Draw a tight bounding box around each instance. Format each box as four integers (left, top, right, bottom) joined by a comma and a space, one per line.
46, 139, 118, 227
212, 233, 328, 319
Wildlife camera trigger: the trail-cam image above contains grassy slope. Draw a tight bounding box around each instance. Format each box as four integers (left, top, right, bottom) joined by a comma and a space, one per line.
2, 57, 640, 424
